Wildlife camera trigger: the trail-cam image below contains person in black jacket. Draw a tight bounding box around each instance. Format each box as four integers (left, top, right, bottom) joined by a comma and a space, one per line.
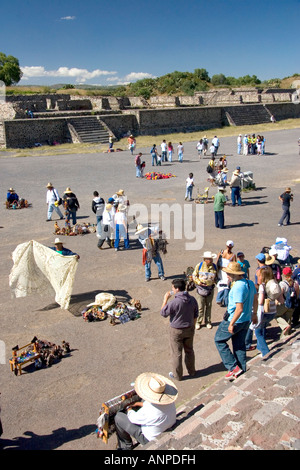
92, 191, 105, 239
62, 187, 80, 225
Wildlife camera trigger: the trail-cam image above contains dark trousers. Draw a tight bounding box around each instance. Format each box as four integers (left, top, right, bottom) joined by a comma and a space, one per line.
214, 210, 225, 229
169, 326, 195, 380
114, 411, 149, 450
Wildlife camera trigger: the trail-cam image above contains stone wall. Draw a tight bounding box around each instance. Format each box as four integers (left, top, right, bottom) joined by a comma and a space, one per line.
3, 118, 71, 148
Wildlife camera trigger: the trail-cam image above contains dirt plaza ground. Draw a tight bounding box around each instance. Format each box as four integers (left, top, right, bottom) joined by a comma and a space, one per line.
0, 127, 299, 450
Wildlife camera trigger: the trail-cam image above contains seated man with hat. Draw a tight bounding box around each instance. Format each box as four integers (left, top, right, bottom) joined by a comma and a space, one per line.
214, 261, 257, 380
7, 188, 19, 205
114, 372, 177, 450
50, 238, 80, 259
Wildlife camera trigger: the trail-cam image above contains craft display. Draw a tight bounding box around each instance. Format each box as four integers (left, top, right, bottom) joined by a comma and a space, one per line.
54, 221, 96, 236
82, 294, 142, 325
9, 336, 70, 376
5, 199, 31, 209
194, 187, 214, 204
144, 172, 176, 180
96, 389, 141, 443
184, 266, 196, 291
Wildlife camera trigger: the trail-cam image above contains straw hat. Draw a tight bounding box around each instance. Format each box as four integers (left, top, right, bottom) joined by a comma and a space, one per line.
135, 224, 149, 235
265, 253, 275, 265
221, 168, 229, 173
222, 261, 245, 276
116, 189, 124, 196
134, 372, 178, 405
117, 204, 127, 212
64, 187, 73, 193
8, 188, 15, 192
203, 251, 217, 259
218, 186, 226, 191
105, 203, 112, 211
46, 182, 53, 188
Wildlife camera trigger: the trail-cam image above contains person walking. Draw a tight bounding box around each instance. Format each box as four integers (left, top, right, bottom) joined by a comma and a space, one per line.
177, 142, 184, 162
213, 186, 227, 229
135, 152, 142, 178
135, 225, 166, 281
114, 204, 130, 251
161, 140, 168, 162
92, 191, 105, 239
278, 187, 293, 226
150, 144, 158, 166
192, 252, 217, 329
46, 182, 64, 222
185, 173, 194, 201
214, 262, 258, 379
167, 142, 173, 162
161, 278, 198, 381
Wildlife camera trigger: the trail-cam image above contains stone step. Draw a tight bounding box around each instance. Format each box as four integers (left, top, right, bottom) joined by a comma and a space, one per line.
224, 105, 271, 126
69, 117, 110, 143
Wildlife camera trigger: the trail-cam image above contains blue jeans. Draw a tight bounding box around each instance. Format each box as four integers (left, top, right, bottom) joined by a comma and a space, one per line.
255, 313, 276, 356
66, 209, 77, 225
214, 210, 225, 229
145, 254, 164, 280
151, 154, 157, 166
136, 165, 141, 177
47, 203, 63, 220
168, 151, 173, 162
231, 187, 241, 206
278, 206, 290, 225
178, 152, 183, 162
162, 151, 167, 162
214, 320, 250, 372
114, 224, 129, 249
185, 186, 193, 200
96, 215, 102, 237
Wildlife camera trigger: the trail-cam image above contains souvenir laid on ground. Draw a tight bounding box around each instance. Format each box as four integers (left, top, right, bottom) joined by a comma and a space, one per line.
54, 221, 96, 236
5, 199, 31, 209
194, 187, 214, 204
144, 172, 176, 180
81, 293, 142, 324
184, 266, 196, 291
9, 336, 70, 376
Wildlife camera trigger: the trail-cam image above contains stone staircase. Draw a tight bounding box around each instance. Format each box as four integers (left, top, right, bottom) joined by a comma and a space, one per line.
224, 104, 271, 126
68, 116, 111, 144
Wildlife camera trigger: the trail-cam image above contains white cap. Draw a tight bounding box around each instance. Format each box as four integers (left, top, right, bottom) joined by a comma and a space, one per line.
226, 240, 234, 247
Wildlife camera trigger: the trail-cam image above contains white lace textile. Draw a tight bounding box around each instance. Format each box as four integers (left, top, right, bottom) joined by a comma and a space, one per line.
9, 240, 79, 310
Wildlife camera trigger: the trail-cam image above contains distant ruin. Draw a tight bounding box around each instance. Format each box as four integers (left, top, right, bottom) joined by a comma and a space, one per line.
0, 88, 299, 149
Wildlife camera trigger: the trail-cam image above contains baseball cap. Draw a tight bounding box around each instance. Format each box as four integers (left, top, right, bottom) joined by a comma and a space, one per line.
226, 240, 234, 247
282, 267, 292, 276
256, 253, 266, 262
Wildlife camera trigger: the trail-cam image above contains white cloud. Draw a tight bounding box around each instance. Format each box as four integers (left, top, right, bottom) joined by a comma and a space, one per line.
60, 16, 76, 20
124, 72, 156, 82
21, 66, 117, 83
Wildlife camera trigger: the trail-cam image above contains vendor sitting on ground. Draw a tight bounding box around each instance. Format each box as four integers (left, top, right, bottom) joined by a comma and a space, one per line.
49, 238, 80, 259
6, 188, 29, 209
7, 188, 19, 204
114, 372, 177, 450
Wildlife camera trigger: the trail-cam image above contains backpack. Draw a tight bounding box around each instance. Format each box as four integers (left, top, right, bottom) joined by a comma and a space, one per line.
283, 281, 297, 309
206, 165, 213, 174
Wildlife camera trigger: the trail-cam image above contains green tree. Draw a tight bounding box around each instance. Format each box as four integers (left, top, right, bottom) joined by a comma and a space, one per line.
194, 68, 210, 82
211, 73, 227, 86
0, 52, 23, 86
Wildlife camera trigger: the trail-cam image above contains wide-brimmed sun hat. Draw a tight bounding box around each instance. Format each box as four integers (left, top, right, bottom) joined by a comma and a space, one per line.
64, 187, 73, 193
8, 188, 15, 192
116, 189, 125, 196
265, 254, 275, 265
134, 372, 178, 405
117, 204, 127, 212
46, 182, 53, 188
222, 261, 245, 276
135, 224, 149, 235
202, 251, 217, 259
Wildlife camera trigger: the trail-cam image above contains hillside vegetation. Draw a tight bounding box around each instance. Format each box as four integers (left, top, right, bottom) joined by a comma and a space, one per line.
6, 70, 300, 99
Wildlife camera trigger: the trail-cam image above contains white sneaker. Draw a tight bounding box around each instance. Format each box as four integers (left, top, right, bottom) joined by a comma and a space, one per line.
206, 323, 212, 329
196, 324, 201, 330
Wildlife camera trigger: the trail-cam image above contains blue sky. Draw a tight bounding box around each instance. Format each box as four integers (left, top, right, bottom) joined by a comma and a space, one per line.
1, 0, 299, 86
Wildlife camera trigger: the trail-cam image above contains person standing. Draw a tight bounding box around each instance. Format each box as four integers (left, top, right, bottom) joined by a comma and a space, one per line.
128, 134, 136, 155
92, 191, 105, 239
243, 134, 248, 155
135, 224, 166, 281
185, 173, 194, 201
98, 203, 114, 249
196, 139, 203, 159
237, 134, 242, 155
276, 267, 299, 337
177, 142, 184, 162
135, 152, 142, 178
161, 278, 198, 381
46, 182, 64, 222
167, 142, 173, 162
229, 169, 242, 206
114, 204, 130, 251
62, 187, 80, 225
161, 140, 168, 162
212, 135, 220, 155
278, 187, 293, 226
214, 262, 258, 379
213, 186, 227, 229
150, 144, 158, 166
192, 252, 217, 329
